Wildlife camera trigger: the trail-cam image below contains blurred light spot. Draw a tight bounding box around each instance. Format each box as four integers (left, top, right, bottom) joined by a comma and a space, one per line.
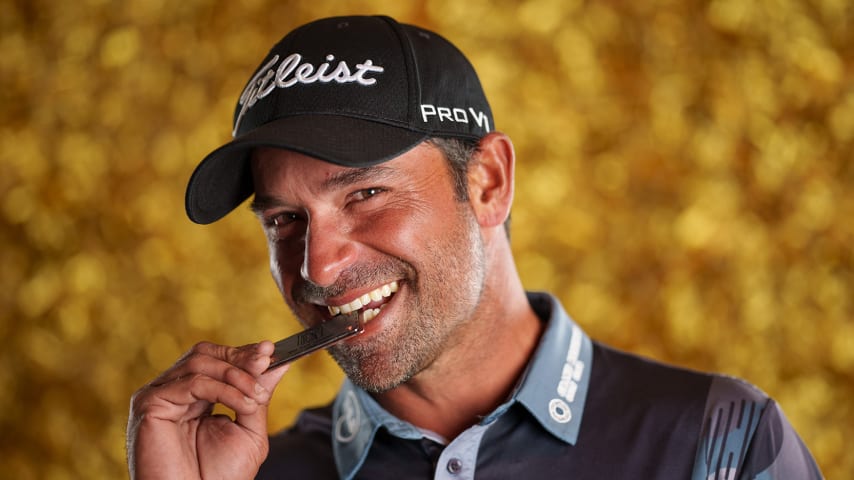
675, 206, 716, 249
2, 185, 36, 224
706, 0, 754, 33
65, 253, 107, 295
665, 282, 704, 350
788, 37, 843, 85
566, 282, 620, 337
17, 264, 63, 319
517, 252, 558, 293
65, 24, 98, 59
517, 0, 575, 34
593, 153, 627, 193
57, 300, 91, 342
831, 323, 854, 371
23, 327, 64, 372
100, 27, 141, 67
555, 26, 602, 94
828, 92, 854, 142
185, 288, 224, 330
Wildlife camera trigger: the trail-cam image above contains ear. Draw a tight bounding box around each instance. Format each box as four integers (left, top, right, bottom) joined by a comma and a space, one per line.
468, 132, 515, 229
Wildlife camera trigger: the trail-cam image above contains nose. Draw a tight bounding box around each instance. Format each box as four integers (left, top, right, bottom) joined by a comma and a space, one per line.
300, 217, 357, 287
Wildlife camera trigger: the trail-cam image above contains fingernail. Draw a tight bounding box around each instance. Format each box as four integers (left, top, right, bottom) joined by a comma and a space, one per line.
255, 383, 267, 396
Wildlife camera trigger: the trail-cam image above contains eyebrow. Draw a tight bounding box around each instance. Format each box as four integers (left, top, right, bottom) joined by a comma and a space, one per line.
249, 164, 398, 215
321, 164, 396, 190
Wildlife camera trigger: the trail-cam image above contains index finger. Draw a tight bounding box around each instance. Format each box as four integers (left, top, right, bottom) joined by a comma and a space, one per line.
150, 341, 269, 388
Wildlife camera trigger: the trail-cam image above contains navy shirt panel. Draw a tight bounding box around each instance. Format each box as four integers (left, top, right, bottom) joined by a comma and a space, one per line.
575, 343, 711, 478
257, 405, 338, 479
351, 430, 438, 479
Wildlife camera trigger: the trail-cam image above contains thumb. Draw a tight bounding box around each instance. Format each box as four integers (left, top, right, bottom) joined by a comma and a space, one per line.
252, 340, 289, 394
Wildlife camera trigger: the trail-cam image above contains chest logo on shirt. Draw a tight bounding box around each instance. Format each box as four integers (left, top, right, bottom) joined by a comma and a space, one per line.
549, 325, 586, 424
335, 390, 361, 443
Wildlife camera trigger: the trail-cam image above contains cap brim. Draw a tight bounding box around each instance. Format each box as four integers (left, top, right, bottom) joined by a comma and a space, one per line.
185, 115, 428, 224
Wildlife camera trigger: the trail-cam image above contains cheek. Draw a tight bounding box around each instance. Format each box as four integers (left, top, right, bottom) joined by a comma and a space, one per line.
268, 238, 304, 291
354, 205, 434, 256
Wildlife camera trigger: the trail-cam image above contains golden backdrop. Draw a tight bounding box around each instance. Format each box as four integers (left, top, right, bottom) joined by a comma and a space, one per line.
1, 0, 851, 478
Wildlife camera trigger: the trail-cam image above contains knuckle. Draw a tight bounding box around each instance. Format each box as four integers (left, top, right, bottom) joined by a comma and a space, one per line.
190, 341, 236, 363
190, 341, 214, 354
186, 372, 207, 388
223, 365, 247, 383
129, 387, 147, 411
128, 385, 160, 417
182, 354, 206, 372
224, 345, 245, 364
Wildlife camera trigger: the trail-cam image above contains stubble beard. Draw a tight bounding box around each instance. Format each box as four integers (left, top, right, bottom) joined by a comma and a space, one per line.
327, 210, 487, 393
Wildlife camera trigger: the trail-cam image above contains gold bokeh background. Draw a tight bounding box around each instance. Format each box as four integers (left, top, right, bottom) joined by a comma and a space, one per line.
1, 0, 851, 478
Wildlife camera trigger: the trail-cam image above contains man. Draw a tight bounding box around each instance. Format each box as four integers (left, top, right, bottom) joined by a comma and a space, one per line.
127, 15, 822, 479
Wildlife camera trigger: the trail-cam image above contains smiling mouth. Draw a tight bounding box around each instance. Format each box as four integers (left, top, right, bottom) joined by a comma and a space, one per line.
326, 281, 399, 323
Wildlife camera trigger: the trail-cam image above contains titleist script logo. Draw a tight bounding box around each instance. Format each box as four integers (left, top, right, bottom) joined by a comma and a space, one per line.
233, 53, 385, 136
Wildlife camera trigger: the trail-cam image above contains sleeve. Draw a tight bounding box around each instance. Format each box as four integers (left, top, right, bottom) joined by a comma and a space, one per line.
690, 375, 823, 480
738, 400, 823, 480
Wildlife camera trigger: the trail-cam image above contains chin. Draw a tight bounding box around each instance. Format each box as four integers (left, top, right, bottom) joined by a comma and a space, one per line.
329, 346, 415, 393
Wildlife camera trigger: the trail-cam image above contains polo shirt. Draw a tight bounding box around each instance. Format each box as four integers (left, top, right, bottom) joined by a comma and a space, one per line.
258, 292, 822, 479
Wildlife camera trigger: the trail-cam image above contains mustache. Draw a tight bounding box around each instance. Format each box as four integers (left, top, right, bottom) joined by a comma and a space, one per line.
291, 259, 412, 304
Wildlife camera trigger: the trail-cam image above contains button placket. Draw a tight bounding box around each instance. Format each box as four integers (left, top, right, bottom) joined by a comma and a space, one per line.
432, 423, 490, 480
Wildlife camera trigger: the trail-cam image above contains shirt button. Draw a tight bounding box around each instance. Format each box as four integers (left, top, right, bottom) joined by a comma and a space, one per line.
447, 458, 463, 474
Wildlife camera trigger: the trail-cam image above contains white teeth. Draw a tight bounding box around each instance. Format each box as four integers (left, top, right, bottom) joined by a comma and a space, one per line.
327, 281, 399, 317
362, 308, 381, 322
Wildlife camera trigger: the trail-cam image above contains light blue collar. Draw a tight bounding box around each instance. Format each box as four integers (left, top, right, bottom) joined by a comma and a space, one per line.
514, 292, 593, 443
331, 292, 593, 480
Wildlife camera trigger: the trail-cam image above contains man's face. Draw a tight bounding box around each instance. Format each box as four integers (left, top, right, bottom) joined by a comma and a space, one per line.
250, 143, 487, 392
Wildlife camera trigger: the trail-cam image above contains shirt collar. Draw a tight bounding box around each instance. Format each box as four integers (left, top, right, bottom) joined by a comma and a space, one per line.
331, 381, 408, 480
331, 292, 593, 479
513, 292, 593, 445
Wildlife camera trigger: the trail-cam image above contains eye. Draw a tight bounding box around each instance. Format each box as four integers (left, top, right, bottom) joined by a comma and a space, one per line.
350, 187, 385, 202
265, 211, 303, 231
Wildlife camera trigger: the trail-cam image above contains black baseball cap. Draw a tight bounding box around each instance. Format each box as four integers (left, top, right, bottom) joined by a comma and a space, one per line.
185, 15, 494, 224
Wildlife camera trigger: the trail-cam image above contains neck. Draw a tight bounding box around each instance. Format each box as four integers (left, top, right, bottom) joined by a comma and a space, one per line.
372, 239, 543, 440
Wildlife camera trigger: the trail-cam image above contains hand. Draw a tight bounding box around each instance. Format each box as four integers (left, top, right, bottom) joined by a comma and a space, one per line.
127, 341, 289, 480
